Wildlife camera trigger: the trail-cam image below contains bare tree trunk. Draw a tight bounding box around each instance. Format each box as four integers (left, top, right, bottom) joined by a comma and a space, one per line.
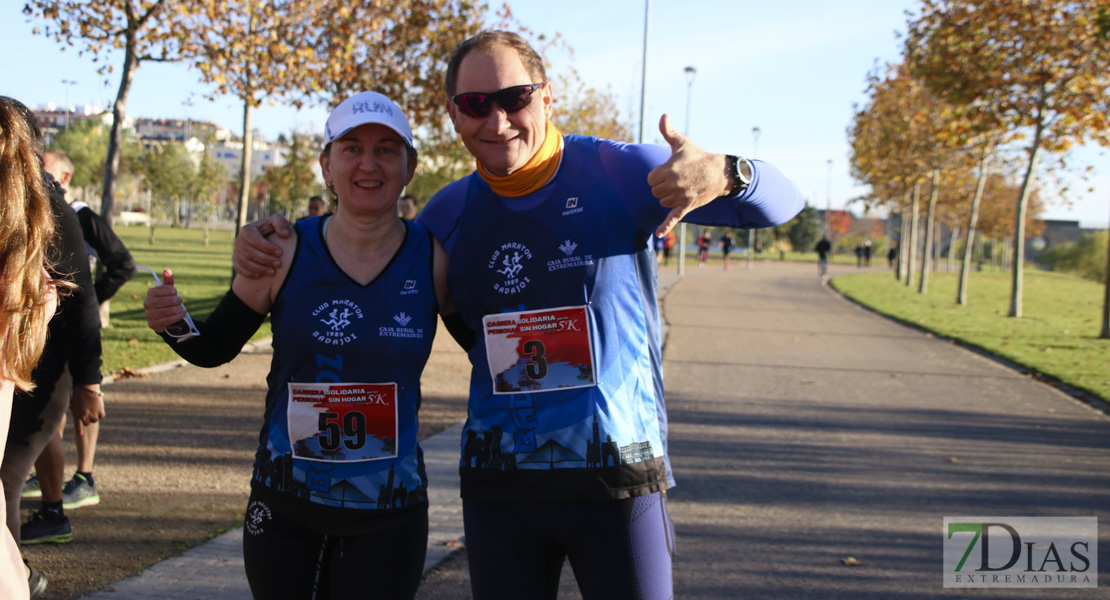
236, 102, 255, 236
906, 181, 921, 289
1009, 115, 1045, 317
101, 31, 139, 227
919, 170, 939, 294
1101, 193, 1109, 338
932, 221, 940, 272
972, 234, 980, 272
959, 151, 989, 305
898, 189, 911, 282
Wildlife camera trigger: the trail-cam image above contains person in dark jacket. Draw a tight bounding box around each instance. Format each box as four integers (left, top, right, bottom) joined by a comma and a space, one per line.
815, 237, 831, 277
42, 149, 136, 323
20, 150, 131, 520
0, 100, 105, 566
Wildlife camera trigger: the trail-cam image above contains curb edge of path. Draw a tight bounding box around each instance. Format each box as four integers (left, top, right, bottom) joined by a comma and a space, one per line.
822, 273, 1110, 419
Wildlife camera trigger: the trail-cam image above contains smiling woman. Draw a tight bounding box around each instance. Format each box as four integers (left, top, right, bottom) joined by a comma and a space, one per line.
142, 92, 457, 600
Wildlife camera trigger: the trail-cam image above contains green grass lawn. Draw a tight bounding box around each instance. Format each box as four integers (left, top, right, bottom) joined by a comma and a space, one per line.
100, 226, 271, 378
831, 269, 1110, 404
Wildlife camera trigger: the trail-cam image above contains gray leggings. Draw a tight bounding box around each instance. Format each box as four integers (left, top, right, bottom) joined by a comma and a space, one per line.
2, 359, 70, 543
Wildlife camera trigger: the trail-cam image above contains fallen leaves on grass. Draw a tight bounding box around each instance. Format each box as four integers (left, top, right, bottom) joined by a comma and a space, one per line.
113, 367, 148, 381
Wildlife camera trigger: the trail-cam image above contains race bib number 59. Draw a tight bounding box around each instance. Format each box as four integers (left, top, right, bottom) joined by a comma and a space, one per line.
483, 306, 596, 394
287, 383, 398, 462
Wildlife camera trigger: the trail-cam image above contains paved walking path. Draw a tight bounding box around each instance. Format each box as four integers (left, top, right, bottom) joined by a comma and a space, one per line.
82, 261, 1110, 599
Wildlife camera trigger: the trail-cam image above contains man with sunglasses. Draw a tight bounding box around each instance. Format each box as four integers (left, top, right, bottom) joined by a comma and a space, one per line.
234, 30, 803, 599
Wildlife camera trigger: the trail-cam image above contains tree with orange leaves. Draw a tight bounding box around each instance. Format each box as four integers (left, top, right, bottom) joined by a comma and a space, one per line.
178, 1, 328, 235
905, 0, 1110, 317
23, 0, 188, 226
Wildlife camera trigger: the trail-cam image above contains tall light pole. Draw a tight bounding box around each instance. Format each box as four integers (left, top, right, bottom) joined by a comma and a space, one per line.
826, 158, 834, 235
61, 79, 77, 129
638, 0, 651, 144
182, 98, 194, 142
748, 127, 761, 269
678, 66, 697, 276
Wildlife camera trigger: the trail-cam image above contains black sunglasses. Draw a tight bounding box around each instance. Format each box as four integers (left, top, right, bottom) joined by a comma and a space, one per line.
451, 83, 545, 119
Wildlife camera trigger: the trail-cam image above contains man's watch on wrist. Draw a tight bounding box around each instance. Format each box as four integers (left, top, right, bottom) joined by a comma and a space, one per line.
725, 155, 753, 197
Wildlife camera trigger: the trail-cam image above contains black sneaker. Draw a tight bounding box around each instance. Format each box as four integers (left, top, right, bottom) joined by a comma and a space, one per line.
25, 560, 47, 599
20, 510, 72, 544
61, 473, 100, 509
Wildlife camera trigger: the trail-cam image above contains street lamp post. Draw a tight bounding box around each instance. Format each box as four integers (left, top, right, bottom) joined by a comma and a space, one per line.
638, 0, 651, 145
679, 66, 697, 276
182, 98, 194, 142
748, 127, 760, 269
61, 79, 77, 129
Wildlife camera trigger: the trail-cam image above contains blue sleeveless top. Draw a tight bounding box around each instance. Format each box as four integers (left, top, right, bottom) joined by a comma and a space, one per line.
444, 136, 670, 501
253, 217, 438, 512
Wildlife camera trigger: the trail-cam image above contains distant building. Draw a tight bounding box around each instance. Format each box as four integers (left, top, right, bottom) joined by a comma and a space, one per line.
209, 139, 288, 179
133, 117, 229, 143
1027, 219, 1087, 262
32, 103, 114, 143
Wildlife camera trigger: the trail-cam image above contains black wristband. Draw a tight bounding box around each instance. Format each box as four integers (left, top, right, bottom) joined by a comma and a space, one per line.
442, 312, 477, 352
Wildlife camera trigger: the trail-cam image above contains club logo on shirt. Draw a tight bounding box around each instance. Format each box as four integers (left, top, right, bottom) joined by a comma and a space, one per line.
489, 242, 533, 295
311, 298, 364, 346
563, 196, 584, 216
548, 239, 595, 272
401, 279, 419, 296
245, 500, 271, 536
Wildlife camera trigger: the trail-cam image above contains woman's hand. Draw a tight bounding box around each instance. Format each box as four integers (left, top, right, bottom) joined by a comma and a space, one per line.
143, 269, 186, 333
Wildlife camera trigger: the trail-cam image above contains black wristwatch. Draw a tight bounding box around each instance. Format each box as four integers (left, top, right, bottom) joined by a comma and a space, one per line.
725, 155, 753, 197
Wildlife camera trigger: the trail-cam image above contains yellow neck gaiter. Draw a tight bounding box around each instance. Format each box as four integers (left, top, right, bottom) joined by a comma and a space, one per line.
477, 121, 564, 198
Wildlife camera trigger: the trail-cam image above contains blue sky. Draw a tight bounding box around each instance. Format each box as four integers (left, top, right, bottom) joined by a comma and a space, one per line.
4, 0, 1107, 227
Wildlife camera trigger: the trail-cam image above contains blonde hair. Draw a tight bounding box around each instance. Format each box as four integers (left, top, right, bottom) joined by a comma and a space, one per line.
0, 97, 56, 391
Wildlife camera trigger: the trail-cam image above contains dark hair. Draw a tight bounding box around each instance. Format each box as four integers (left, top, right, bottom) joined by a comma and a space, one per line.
1, 96, 43, 149
445, 30, 547, 97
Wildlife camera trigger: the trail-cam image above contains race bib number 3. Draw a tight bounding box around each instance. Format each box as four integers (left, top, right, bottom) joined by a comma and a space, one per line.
287, 383, 398, 462
483, 306, 596, 394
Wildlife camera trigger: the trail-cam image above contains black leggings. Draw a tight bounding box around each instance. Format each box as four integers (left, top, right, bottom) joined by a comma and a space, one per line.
464, 492, 675, 600
2, 359, 70, 542
241, 488, 429, 600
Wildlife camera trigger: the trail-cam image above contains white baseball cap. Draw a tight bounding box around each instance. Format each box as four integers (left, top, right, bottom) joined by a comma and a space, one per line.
324, 91, 414, 149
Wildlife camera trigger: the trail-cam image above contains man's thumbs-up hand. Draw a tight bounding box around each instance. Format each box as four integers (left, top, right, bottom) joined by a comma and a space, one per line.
647, 113, 733, 238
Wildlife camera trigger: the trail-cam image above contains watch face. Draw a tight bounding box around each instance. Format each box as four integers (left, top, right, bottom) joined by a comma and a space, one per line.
738, 158, 753, 184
